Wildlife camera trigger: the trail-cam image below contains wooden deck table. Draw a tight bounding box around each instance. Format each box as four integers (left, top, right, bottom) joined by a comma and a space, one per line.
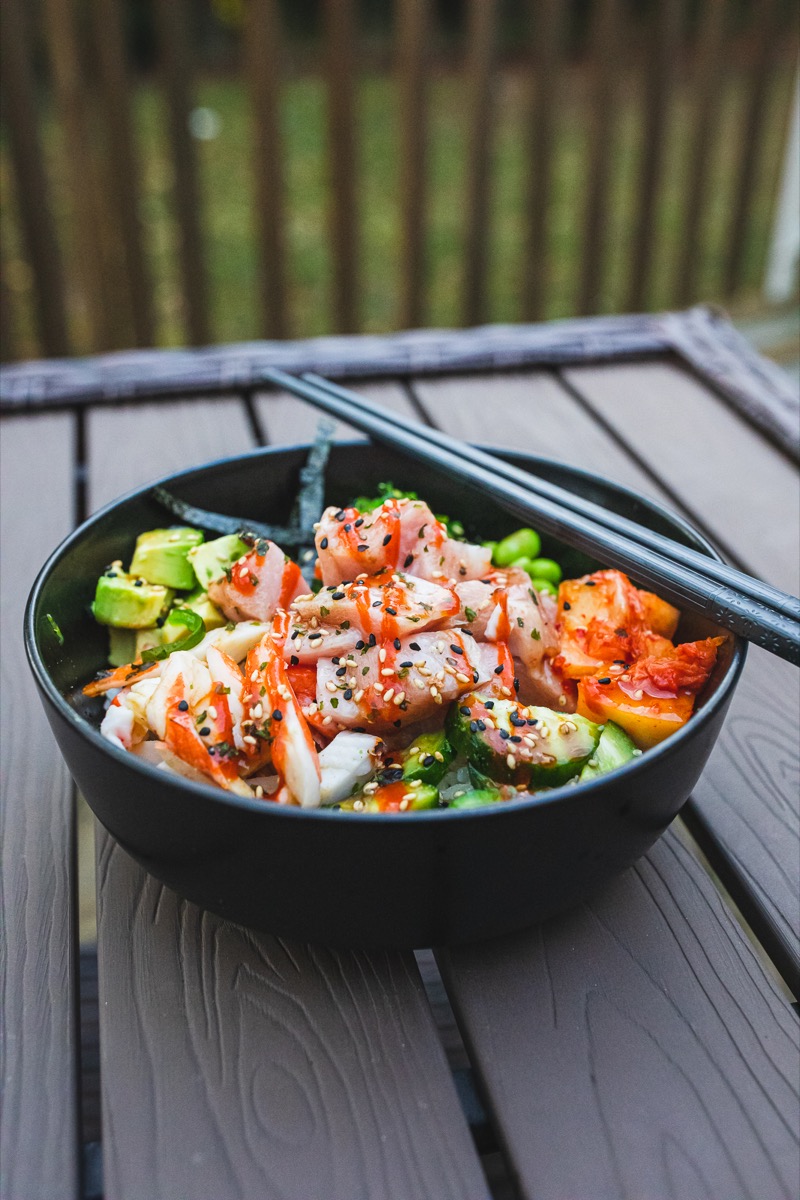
2, 308, 799, 1200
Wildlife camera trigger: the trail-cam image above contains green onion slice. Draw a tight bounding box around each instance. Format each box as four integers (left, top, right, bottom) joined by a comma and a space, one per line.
141, 609, 206, 662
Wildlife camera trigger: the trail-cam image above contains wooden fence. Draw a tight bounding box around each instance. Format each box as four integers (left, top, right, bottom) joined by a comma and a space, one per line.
0, 0, 797, 362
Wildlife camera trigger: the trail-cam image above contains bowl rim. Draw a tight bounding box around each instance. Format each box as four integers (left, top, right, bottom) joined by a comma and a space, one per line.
25, 440, 747, 825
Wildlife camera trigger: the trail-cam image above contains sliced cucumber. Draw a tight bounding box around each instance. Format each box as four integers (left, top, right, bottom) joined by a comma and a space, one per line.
579, 721, 638, 782
400, 730, 455, 786
446, 693, 600, 789
448, 788, 502, 810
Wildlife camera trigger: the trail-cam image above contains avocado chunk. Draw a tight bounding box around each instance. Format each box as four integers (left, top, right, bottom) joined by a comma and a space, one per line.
400, 730, 455, 786
173, 588, 226, 632
129, 527, 204, 590
579, 721, 638, 782
446, 693, 600, 789
448, 787, 502, 810
188, 534, 250, 589
93, 563, 173, 628
107, 626, 163, 666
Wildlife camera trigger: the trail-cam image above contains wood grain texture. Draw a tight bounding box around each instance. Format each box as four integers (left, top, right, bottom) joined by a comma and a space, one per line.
523, 0, 562, 323
561, 361, 800, 594
411, 370, 667, 503
255, 380, 418, 445
323, 0, 359, 333
88, 394, 486, 1199
97, 839, 487, 1200
559, 360, 800, 992
687, 645, 800, 994
438, 828, 800, 1200
1, 414, 80, 1199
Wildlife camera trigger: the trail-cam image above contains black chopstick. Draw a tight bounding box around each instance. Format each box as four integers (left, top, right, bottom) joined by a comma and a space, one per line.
303, 372, 800, 623
262, 367, 800, 666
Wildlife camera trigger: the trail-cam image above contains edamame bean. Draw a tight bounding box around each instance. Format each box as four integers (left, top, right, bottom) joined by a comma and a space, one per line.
531, 577, 558, 597
493, 528, 541, 566
528, 557, 562, 584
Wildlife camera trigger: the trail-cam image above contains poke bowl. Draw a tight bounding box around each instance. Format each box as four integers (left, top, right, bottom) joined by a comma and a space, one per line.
25, 442, 745, 948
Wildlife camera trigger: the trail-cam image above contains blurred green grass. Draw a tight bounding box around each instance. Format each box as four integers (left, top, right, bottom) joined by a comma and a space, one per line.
1, 64, 795, 356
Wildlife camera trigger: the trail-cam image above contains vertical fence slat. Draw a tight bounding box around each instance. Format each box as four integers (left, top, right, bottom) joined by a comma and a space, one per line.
245, 0, 288, 339
42, 0, 118, 350
154, 0, 210, 346
0, 0, 70, 356
723, 0, 784, 298
627, 0, 683, 312
462, 0, 497, 327
396, 0, 429, 330
578, 0, 622, 316
92, 0, 155, 347
0, 267, 19, 364
323, 0, 359, 334
676, 0, 728, 307
523, 0, 562, 323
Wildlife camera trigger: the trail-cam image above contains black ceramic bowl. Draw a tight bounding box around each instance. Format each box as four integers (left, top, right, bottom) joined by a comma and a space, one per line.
26, 443, 745, 947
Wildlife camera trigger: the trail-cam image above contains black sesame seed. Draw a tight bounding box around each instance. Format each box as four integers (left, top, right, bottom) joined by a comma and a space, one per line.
409, 642, 421, 651
199, 726, 210, 736
368, 634, 376, 646
499, 729, 510, 740
335, 510, 345, 521
308, 632, 322, 640
598, 677, 611, 685
400, 660, 413, 668
134, 579, 143, 587
332, 590, 345, 600
563, 601, 571, 610
290, 654, 299, 666
484, 700, 494, 709
404, 554, 414, 568
354, 518, 364, 527
356, 640, 365, 650
494, 664, 504, 675
510, 713, 525, 727
382, 534, 392, 546
510, 735, 522, 743
527, 718, 538, 726
385, 607, 397, 616
320, 537, 329, 549
476, 720, 486, 732
450, 644, 464, 655
423, 754, 436, 767
393, 638, 401, 650
290, 630, 299, 640
344, 523, 352, 532
344, 689, 353, 700
336, 666, 347, 677
513, 677, 520, 693
272, 710, 283, 721
393, 719, 402, 728
470, 720, 479, 733
357, 544, 369, 552
178, 700, 189, 712
372, 600, 382, 607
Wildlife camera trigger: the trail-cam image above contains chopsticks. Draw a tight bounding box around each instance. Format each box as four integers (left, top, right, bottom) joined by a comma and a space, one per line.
262, 367, 800, 666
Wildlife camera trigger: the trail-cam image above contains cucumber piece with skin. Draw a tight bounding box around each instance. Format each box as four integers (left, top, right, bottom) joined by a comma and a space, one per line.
400, 730, 455, 786
579, 721, 638, 782
446, 693, 600, 789
448, 788, 502, 810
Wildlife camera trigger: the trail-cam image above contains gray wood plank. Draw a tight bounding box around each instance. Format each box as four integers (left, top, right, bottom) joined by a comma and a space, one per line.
560, 359, 800, 991
97, 839, 487, 1200
87, 395, 487, 1200
561, 361, 800, 594
254, 379, 417, 444
412, 370, 668, 502
1, 414, 80, 1199
412, 369, 800, 1198
438, 828, 800, 1200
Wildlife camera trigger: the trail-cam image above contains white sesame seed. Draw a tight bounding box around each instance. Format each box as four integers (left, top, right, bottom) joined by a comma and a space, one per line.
433, 751, 444, 762
243, 734, 257, 746
354, 689, 364, 702
506, 753, 516, 769
326, 681, 338, 693
207, 706, 217, 719
255, 785, 264, 798
456, 672, 470, 683
634, 689, 644, 699
353, 798, 364, 811
250, 670, 259, 681
393, 691, 405, 706
379, 648, 387, 663
381, 667, 395, 677
383, 689, 394, 702
374, 682, 384, 693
